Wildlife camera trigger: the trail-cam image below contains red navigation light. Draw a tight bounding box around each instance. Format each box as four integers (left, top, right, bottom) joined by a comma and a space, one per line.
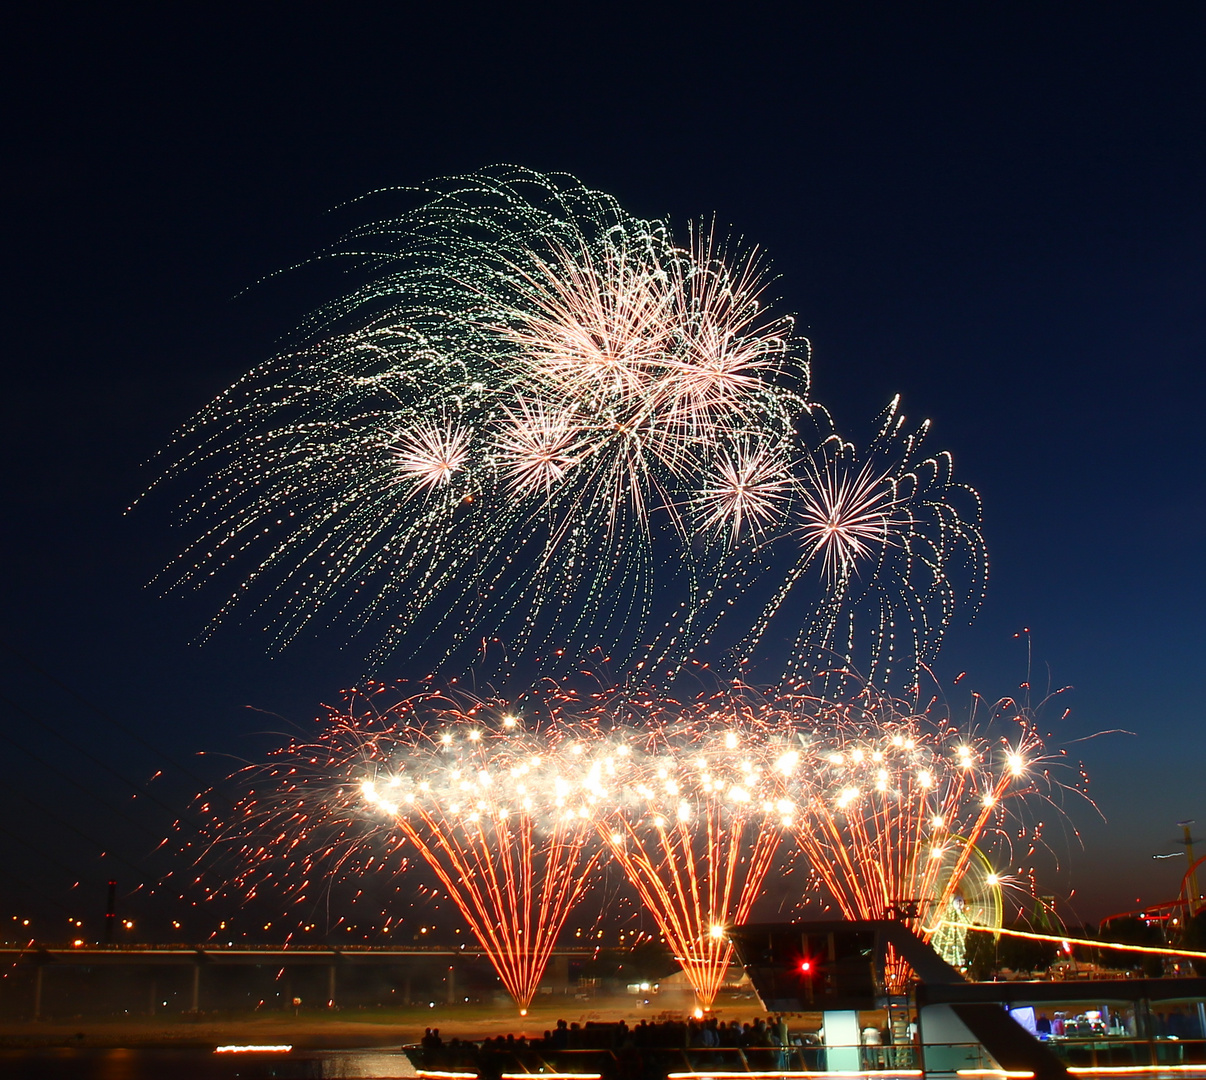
799, 959, 812, 974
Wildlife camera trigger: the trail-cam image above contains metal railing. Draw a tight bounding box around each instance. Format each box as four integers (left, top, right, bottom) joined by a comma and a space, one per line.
1043, 1036, 1206, 1070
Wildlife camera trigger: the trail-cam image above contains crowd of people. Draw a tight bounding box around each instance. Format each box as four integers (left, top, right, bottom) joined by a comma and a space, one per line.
414, 1015, 836, 1080
423, 1014, 795, 1051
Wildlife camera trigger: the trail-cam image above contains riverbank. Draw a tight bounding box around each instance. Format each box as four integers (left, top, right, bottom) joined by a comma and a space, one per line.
0, 994, 717, 1049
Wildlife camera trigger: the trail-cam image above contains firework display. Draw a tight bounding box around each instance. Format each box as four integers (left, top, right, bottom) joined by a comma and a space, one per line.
348, 693, 607, 1012
174, 169, 1083, 1006
148, 167, 808, 678
147, 166, 988, 688
208, 688, 616, 1011
584, 692, 803, 1008
208, 676, 1070, 1001
779, 678, 1056, 949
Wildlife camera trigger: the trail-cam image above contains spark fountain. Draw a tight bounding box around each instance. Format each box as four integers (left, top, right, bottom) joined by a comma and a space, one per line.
780, 678, 1069, 982
351, 695, 607, 1013
582, 691, 803, 1010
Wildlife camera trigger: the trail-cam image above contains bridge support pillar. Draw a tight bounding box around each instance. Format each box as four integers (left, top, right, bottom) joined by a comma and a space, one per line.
33, 964, 44, 1021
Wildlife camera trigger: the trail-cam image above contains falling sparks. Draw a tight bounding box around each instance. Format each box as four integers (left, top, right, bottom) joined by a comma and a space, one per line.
143, 167, 810, 678
573, 688, 802, 1009
735, 397, 987, 689
774, 672, 1085, 977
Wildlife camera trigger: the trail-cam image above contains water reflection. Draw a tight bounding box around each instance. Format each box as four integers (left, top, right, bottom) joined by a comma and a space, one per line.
0, 1047, 419, 1079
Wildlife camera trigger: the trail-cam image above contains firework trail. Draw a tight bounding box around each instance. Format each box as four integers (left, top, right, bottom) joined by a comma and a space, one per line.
347, 690, 606, 1013
197, 685, 607, 1010
777, 672, 1082, 967
574, 688, 803, 1009
722, 397, 987, 690
144, 167, 808, 679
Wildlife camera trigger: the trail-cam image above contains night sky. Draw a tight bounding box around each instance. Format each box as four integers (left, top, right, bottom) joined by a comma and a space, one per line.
3, 4, 1205, 937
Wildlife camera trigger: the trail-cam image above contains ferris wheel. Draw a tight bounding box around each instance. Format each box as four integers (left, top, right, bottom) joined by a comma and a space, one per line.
927, 836, 1004, 969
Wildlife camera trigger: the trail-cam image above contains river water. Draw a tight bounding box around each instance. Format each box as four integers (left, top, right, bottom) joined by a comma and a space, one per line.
3, 1050, 1201, 1080
0, 1047, 421, 1079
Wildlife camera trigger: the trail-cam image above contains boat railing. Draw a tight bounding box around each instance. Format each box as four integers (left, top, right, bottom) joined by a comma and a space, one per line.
1043, 1036, 1206, 1069
408, 1041, 996, 1078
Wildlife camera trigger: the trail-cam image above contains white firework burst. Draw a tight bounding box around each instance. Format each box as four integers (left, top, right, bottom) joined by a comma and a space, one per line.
697, 442, 791, 541
499, 239, 675, 403
495, 399, 586, 496
391, 420, 471, 493
796, 451, 903, 582
655, 227, 789, 438
144, 167, 810, 677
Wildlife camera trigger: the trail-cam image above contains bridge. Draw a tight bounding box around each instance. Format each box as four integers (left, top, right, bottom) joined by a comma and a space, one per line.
0, 943, 599, 1018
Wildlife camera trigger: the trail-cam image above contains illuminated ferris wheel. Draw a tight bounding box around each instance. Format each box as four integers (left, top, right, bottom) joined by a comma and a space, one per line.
927, 837, 1004, 969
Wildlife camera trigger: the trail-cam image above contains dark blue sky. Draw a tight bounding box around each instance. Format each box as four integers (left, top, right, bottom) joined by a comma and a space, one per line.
2, 4, 1204, 933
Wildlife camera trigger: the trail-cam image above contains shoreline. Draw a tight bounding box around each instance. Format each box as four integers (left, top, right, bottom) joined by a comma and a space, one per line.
0, 996, 743, 1050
